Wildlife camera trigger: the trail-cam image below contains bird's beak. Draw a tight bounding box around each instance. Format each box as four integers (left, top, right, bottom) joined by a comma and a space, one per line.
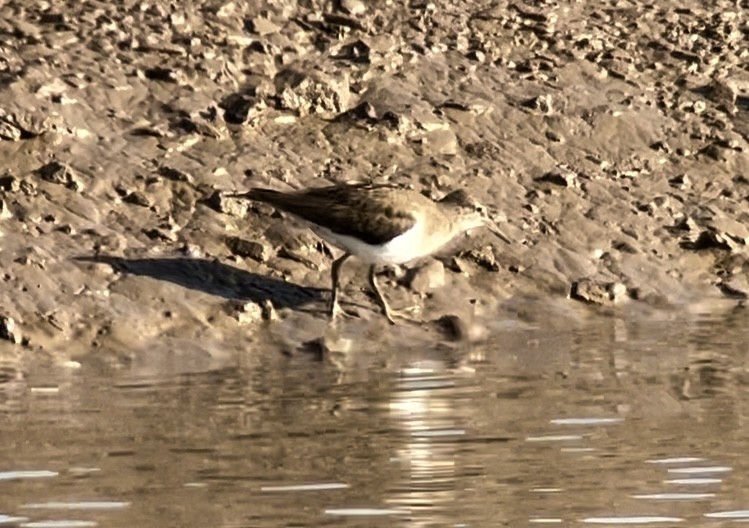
487, 220, 511, 244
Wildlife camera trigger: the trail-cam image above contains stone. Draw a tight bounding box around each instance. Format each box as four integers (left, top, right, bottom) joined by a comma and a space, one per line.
338, 0, 366, 15
232, 301, 264, 325
0, 174, 20, 192
245, 17, 281, 36
0, 315, 21, 344
225, 236, 272, 262
204, 191, 250, 217
37, 161, 82, 191
0, 199, 12, 220
124, 191, 151, 207
407, 259, 445, 293
434, 314, 469, 341
570, 278, 630, 305
158, 166, 194, 183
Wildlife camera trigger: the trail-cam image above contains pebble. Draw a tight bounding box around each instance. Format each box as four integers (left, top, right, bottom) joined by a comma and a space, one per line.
0, 174, 20, 192
536, 168, 578, 188
0, 199, 12, 220
232, 301, 265, 325
433, 314, 470, 341
0, 315, 21, 345
246, 17, 281, 36
225, 236, 272, 262
570, 279, 629, 305
407, 260, 446, 293
204, 191, 250, 217
465, 246, 501, 272
718, 276, 749, 299
37, 161, 84, 191
124, 191, 151, 207
158, 166, 194, 183
338, 0, 366, 15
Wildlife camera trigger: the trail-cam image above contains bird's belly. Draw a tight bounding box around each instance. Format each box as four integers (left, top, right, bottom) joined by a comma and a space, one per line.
315, 224, 428, 265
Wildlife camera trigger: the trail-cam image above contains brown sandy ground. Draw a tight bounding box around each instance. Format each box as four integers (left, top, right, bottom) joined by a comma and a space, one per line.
1, 0, 749, 362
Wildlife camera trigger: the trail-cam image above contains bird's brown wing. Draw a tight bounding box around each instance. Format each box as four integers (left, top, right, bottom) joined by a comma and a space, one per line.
246, 184, 417, 245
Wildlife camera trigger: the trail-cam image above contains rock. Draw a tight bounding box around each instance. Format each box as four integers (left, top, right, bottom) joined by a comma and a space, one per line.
438, 189, 480, 208
300, 337, 327, 359
407, 259, 445, 293
703, 78, 736, 113
35, 77, 69, 98
231, 301, 264, 325
275, 68, 352, 117
681, 230, 732, 251
718, 275, 749, 300
219, 94, 264, 124
466, 49, 486, 62
143, 67, 184, 84
216, 2, 238, 17
668, 174, 691, 189
0, 315, 21, 345
337, 0, 366, 15
321, 12, 366, 31
705, 215, 749, 250
522, 94, 554, 114
465, 246, 501, 272
225, 236, 272, 262
245, 17, 281, 36
0, 199, 12, 220
336, 39, 371, 63
300, 335, 353, 358
700, 142, 729, 162
143, 227, 177, 242
570, 279, 629, 305
536, 168, 578, 187
37, 161, 84, 191
171, 109, 227, 139
0, 110, 54, 140
38, 161, 69, 184
0, 174, 20, 192
339, 101, 378, 122
433, 314, 470, 341
0, 116, 21, 141
672, 216, 699, 233
124, 191, 151, 207
545, 129, 564, 143
157, 166, 194, 183
203, 191, 250, 217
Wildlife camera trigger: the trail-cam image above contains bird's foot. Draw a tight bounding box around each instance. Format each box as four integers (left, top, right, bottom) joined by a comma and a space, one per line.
382, 305, 424, 325
329, 301, 360, 323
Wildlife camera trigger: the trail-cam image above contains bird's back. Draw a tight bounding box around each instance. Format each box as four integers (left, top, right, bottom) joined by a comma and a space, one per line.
245, 183, 424, 246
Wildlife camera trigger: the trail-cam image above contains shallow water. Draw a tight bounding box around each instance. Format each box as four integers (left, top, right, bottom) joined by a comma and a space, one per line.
1, 308, 749, 527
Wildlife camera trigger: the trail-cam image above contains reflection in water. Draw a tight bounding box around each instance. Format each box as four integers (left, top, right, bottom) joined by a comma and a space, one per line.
0, 308, 748, 526
385, 365, 469, 524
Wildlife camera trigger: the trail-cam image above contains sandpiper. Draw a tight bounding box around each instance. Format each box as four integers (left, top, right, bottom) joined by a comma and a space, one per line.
226, 182, 510, 324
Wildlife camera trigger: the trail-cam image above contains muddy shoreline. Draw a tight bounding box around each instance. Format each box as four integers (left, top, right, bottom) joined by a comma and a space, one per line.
1, 0, 748, 360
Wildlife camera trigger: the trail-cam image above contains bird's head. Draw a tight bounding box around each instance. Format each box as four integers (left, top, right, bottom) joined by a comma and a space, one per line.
439, 190, 511, 244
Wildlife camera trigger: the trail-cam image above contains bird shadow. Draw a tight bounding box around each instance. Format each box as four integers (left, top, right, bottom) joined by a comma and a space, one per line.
74, 255, 326, 311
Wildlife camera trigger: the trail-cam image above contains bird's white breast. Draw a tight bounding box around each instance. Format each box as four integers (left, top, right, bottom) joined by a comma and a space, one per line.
314, 221, 428, 265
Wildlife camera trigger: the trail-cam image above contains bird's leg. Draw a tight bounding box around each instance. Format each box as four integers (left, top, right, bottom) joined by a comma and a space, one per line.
368, 265, 399, 325
329, 253, 353, 320
368, 266, 425, 324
